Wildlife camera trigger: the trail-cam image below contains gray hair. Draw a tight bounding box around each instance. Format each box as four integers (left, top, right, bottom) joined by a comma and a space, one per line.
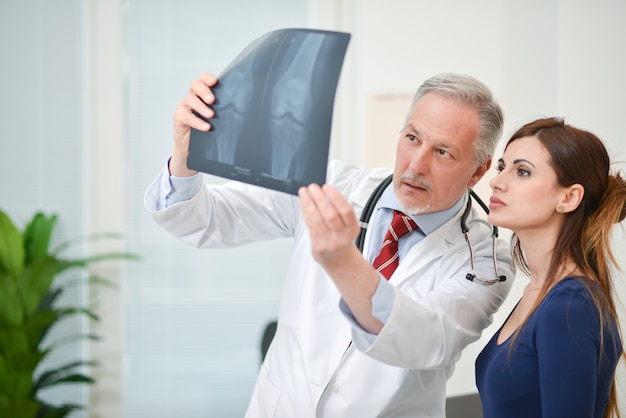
406, 73, 504, 166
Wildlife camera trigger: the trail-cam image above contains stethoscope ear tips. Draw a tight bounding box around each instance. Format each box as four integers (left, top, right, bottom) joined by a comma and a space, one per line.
499, 275, 507, 282
465, 273, 475, 281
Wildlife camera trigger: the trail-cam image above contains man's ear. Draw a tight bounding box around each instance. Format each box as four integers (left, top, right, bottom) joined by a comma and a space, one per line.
467, 158, 491, 188
557, 184, 585, 213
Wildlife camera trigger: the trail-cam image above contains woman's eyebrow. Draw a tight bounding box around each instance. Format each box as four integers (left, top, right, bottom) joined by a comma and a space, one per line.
497, 157, 535, 168
513, 158, 535, 167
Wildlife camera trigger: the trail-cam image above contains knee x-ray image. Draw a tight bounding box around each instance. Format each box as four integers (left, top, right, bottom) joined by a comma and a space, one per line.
187, 28, 351, 195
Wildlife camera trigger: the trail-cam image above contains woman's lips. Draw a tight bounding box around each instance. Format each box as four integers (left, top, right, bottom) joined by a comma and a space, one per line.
489, 196, 506, 209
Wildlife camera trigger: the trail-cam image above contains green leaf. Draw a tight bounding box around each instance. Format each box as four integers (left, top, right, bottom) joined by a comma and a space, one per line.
38, 401, 83, 418
0, 326, 29, 355
35, 360, 98, 390
0, 208, 25, 278
0, 209, 139, 414
0, 398, 39, 418
23, 310, 59, 351
56, 252, 140, 273
51, 231, 127, 255
0, 351, 43, 398
17, 257, 60, 318
61, 274, 117, 290
0, 271, 25, 326
36, 373, 94, 390
22, 212, 57, 265
37, 288, 63, 313
26, 308, 99, 355
46, 334, 101, 349
57, 307, 100, 321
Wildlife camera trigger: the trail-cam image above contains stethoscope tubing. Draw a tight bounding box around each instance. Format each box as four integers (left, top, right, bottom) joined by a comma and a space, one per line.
355, 175, 505, 285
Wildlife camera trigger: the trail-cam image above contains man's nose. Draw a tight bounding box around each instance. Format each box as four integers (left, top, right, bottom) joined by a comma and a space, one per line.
408, 147, 431, 174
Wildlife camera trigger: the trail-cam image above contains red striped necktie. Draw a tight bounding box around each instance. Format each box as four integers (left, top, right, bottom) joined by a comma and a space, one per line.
372, 210, 418, 280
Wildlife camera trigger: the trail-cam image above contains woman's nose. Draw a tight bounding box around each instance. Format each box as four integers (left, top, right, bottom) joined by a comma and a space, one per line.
489, 171, 504, 191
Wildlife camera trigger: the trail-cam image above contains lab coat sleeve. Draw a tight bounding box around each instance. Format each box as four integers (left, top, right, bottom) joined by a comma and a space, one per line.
354, 220, 515, 370
144, 163, 300, 248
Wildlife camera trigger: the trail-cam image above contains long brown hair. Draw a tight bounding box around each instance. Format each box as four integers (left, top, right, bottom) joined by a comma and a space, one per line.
506, 117, 626, 418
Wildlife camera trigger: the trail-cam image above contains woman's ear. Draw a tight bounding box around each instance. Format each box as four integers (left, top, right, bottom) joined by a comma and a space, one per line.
557, 184, 584, 213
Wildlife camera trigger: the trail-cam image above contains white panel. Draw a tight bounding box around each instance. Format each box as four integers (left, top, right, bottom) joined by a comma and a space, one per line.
364, 93, 412, 169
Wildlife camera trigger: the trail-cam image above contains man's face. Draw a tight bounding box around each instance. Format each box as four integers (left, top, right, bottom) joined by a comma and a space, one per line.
393, 92, 490, 215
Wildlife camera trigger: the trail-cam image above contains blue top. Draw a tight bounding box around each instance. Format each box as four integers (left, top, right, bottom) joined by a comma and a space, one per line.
475, 277, 622, 418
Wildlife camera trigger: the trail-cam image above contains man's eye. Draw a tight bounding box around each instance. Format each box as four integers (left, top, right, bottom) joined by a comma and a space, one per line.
407, 134, 418, 142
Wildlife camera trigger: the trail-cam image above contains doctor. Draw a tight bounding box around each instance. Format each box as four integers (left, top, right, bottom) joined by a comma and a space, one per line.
145, 72, 515, 417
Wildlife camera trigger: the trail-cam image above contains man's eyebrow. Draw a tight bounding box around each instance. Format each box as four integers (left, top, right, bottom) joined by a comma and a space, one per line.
404, 124, 419, 134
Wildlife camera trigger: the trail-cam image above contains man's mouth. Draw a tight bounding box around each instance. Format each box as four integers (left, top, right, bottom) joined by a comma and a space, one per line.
400, 175, 431, 193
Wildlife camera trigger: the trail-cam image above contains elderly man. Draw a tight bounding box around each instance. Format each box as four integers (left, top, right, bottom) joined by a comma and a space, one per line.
145, 71, 514, 417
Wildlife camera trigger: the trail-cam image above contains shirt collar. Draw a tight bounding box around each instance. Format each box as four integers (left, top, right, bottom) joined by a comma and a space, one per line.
377, 183, 465, 235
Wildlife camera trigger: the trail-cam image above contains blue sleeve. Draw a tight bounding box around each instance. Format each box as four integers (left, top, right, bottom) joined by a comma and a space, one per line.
535, 288, 600, 418
339, 276, 395, 348
145, 158, 204, 210
167, 173, 203, 206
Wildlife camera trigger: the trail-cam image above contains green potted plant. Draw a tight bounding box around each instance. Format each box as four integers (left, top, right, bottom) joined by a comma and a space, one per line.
0, 209, 136, 418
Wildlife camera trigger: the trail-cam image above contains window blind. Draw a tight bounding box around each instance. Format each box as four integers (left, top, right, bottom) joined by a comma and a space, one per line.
122, 1, 307, 416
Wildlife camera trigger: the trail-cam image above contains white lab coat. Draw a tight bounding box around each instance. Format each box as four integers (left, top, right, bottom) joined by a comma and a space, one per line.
145, 160, 514, 418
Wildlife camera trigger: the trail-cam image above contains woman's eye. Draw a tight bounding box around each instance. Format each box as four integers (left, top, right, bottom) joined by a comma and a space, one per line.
495, 164, 504, 173
517, 168, 530, 177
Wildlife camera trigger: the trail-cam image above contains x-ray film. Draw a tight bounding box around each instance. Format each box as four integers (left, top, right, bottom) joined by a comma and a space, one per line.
187, 28, 351, 195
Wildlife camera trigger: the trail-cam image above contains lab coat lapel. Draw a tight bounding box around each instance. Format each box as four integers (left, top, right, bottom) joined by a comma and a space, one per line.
388, 201, 465, 287
346, 174, 469, 287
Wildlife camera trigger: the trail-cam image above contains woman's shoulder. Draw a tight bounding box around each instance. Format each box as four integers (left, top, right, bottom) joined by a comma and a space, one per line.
540, 277, 596, 312
531, 277, 604, 337
531, 276, 621, 357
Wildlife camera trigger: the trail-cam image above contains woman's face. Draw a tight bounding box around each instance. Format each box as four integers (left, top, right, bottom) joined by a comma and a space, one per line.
488, 135, 567, 235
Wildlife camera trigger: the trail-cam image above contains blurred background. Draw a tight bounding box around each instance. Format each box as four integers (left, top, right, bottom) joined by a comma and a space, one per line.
2, 0, 625, 417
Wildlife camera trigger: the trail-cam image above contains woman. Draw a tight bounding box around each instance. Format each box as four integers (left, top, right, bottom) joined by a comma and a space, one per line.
475, 117, 625, 417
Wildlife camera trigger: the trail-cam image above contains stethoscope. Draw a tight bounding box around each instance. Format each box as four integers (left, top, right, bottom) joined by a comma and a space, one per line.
355, 174, 506, 285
